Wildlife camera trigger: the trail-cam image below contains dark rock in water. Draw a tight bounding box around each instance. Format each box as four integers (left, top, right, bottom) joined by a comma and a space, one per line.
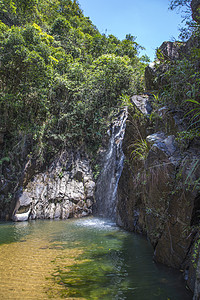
94, 108, 128, 220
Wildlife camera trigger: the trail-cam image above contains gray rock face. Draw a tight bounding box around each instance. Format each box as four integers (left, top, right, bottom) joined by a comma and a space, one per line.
131, 95, 152, 115
159, 41, 182, 60
13, 151, 95, 221
147, 133, 177, 158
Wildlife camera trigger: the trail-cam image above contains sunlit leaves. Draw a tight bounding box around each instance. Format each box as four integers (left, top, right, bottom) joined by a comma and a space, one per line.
0, 0, 147, 157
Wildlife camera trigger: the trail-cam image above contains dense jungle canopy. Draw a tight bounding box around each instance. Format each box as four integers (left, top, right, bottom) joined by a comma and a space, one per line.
0, 0, 148, 163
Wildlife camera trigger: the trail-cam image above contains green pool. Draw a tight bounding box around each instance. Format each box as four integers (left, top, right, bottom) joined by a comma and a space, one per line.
0, 217, 192, 299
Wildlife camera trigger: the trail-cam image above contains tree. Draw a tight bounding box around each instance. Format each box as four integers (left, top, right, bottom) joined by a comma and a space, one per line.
169, 0, 191, 11
169, 0, 197, 40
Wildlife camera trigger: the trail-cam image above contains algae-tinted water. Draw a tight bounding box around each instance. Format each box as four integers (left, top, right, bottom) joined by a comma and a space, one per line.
0, 217, 192, 299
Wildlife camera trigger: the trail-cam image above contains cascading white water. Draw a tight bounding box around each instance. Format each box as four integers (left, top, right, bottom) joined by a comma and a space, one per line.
94, 108, 128, 220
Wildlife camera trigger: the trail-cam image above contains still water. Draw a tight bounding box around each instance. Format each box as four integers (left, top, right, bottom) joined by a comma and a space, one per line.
0, 217, 192, 299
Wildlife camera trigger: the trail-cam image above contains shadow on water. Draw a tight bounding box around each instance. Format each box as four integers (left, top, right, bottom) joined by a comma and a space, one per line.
50, 217, 193, 300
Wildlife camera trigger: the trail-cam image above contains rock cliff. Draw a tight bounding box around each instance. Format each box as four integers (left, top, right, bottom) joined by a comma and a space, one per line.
117, 94, 200, 294
116, 11, 200, 293
12, 150, 95, 221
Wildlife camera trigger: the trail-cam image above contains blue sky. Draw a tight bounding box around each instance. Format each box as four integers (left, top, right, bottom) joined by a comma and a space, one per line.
78, 0, 184, 61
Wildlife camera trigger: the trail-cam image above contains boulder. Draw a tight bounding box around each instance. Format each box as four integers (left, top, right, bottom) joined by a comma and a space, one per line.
131, 95, 152, 115
13, 191, 32, 221
146, 133, 177, 159
13, 209, 31, 222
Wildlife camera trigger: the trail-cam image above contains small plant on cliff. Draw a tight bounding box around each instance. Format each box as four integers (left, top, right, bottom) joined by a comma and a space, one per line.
175, 157, 200, 193
192, 238, 200, 268
119, 94, 133, 108
185, 99, 200, 130
130, 138, 149, 162
175, 99, 200, 150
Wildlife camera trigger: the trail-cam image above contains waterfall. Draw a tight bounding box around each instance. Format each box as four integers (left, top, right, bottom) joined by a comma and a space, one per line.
94, 108, 128, 220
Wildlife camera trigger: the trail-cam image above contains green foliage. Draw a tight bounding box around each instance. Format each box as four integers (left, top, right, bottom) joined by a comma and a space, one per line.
176, 129, 200, 151
0, 24, 54, 132
185, 99, 200, 129
155, 5, 200, 151
0, 0, 146, 166
169, 0, 196, 40
119, 94, 133, 108
161, 58, 197, 105
0, 157, 10, 165
169, 0, 191, 11
192, 238, 200, 268
175, 157, 200, 194
184, 159, 200, 191
130, 138, 149, 162
51, 16, 72, 36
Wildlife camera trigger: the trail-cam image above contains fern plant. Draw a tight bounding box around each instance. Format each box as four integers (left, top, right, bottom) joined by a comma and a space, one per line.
130, 138, 149, 162
185, 99, 200, 129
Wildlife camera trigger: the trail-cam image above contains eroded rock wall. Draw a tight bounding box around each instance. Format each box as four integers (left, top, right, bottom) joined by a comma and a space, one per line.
12, 151, 95, 221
